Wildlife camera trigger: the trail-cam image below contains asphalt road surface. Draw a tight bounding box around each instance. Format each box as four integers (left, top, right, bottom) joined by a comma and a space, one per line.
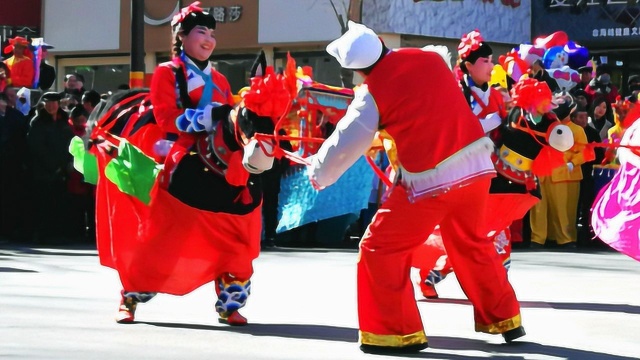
1, 243, 639, 359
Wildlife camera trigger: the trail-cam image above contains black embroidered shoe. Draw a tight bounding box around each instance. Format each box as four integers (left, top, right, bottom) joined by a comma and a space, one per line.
502, 326, 526, 343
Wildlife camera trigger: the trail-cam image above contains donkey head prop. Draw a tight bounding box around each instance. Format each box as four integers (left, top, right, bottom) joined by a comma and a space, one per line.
228, 51, 300, 174
495, 78, 574, 189
232, 51, 354, 169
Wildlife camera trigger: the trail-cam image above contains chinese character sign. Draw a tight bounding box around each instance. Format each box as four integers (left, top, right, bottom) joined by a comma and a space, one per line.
533, 1, 640, 46
208, 6, 243, 23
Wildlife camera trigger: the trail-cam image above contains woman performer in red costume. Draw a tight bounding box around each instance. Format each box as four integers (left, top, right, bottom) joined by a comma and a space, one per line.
111, 2, 274, 326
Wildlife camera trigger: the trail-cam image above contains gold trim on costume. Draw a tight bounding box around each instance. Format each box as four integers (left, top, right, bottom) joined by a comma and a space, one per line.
475, 314, 522, 334
360, 330, 428, 347
499, 145, 533, 171
378, 129, 399, 172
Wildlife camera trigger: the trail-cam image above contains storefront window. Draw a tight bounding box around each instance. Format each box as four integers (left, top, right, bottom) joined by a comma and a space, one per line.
213, 58, 256, 94
63, 64, 130, 94
275, 51, 343, 87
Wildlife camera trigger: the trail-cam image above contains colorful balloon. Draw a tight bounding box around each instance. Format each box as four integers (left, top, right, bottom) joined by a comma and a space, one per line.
490, 64, 508, 88
543, 46, 569, 69
518, 44, 545, 67
499, 51, 529, 82
534, 31, 569, 49
549, 65, 580, 92
564, 41, 590, 70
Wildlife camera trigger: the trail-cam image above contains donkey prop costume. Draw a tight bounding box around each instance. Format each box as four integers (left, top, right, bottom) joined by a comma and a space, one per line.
415, 31, 575, 299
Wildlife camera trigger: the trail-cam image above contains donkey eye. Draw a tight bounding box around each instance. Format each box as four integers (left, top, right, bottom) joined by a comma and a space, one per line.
548, 124, 573, 152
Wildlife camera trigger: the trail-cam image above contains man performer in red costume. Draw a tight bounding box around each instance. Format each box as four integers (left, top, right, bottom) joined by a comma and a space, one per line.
308, 21, 525, 354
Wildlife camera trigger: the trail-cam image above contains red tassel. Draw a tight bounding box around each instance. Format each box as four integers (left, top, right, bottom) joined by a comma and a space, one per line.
225, 151, 253, 204
582, 144, 596, 163
234, 187, 253, 205
225, 151, 250, 187
531, 146, 565, 177
525, 176, 537, 191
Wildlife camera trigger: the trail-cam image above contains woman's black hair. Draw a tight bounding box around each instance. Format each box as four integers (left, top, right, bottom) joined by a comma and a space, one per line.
70, 104, 88, 119
172, 10, 216, 58
589, 95, 614, 124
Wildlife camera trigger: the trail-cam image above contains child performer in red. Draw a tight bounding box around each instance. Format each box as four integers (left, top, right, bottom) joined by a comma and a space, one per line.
415, 30, 515, 298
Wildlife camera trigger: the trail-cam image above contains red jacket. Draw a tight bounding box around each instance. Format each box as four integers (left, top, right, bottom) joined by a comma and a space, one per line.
150, 58, 235, 135
4, 55, 34, 88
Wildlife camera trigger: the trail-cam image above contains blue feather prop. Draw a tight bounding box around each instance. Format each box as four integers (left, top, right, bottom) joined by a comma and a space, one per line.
277, 156, 374, 232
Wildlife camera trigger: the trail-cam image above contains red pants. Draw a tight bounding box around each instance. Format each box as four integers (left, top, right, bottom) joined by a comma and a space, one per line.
358, 179, 521, 347
412, 226, 512, 295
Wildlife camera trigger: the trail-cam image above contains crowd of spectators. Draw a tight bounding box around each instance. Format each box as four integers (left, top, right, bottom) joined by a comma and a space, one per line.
1, 33, 639, 250
0, 72, 106, 244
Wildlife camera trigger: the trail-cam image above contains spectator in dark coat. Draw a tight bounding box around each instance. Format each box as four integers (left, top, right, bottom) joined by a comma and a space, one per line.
0, 92, 28, 239
530, 59, 560, 93
585, 64, 619, 105
66, 105, 95, 241
38, 45, 56, 91
570, 105, 604, 247
27, 92, 75, 243
81, 90, 102, 115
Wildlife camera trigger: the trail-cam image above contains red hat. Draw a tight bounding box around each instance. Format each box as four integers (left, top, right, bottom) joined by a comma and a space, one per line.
3, 36, 29, 54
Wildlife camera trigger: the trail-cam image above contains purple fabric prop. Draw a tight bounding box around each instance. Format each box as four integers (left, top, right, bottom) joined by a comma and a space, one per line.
592, 121, 640, 261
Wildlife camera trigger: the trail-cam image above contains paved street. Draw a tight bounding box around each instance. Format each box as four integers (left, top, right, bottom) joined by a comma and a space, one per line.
1, 243, 639, 360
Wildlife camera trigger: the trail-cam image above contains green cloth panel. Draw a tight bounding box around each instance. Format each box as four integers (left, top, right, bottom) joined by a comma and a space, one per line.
104, 140, 160, 205
68, 136, 98, 185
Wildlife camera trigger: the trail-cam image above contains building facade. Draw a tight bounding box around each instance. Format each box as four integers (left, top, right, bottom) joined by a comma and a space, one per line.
35, 0, 533, 94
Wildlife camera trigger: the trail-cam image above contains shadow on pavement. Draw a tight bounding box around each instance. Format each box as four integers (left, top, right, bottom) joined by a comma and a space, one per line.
425, 336, 637, 360
0, 242, 97, 257
136, 321, 634, 360
261, 246, 358, 254
0, 266, 38, 273
139, 321, 359, 342
419, 298, 640, 315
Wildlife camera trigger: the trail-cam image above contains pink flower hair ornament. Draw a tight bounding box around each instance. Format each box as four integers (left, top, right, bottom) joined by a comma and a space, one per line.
458, 30, 484, 60
171, 1, 204, 27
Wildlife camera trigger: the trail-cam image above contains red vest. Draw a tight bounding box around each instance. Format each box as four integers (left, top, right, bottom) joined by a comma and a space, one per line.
365, 49, 484, 173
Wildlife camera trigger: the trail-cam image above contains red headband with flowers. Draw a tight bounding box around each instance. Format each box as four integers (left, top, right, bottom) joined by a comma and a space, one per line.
242, 54, 299, 121
458, 30, 484, 60
171, 1, 204, 27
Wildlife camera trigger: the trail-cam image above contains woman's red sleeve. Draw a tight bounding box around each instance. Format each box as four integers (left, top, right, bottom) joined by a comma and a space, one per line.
150, 65, 183, 134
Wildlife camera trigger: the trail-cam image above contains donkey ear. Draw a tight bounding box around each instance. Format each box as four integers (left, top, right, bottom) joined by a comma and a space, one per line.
250, 50, 267, 78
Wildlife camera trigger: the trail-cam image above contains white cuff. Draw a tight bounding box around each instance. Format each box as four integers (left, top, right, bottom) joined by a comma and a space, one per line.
480, 112, 501, 133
